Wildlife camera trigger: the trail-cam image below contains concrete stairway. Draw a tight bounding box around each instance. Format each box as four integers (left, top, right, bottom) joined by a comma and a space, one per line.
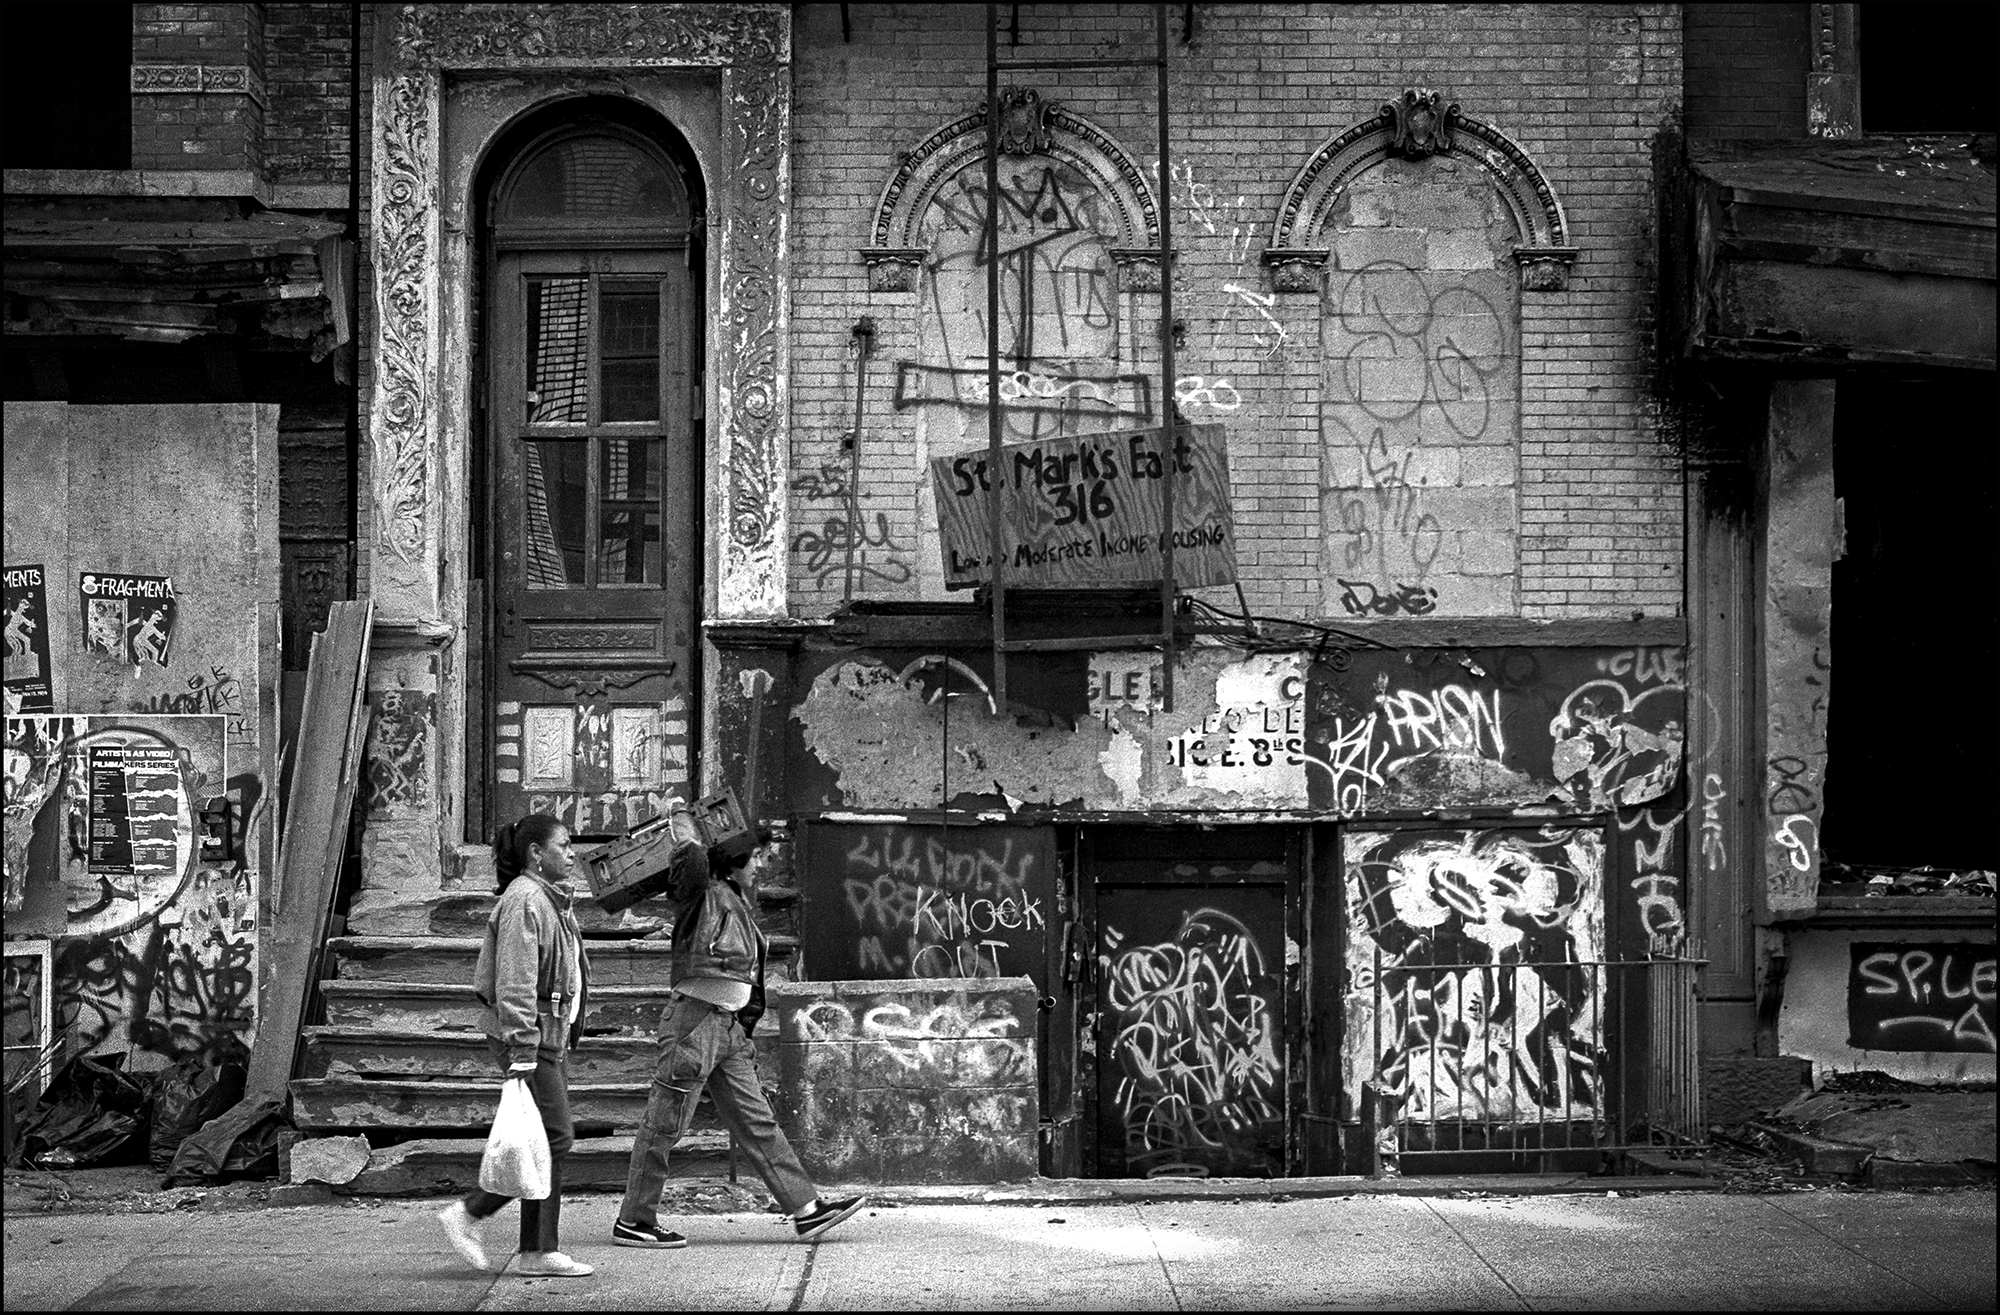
288, 930, 796, 1187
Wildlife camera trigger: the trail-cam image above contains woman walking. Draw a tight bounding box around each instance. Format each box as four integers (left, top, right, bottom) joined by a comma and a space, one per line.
437, 814, 595, 1278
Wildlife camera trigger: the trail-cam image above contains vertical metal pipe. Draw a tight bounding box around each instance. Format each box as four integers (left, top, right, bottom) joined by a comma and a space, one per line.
844, 320, 872, 603
1154, 1, 1176, 713
985, 5, 1008, 715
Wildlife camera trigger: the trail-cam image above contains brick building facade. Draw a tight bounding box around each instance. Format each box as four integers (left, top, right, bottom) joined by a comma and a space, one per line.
4, 4, 1991, 1182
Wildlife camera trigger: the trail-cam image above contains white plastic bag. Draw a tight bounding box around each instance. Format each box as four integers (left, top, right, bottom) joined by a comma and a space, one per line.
477, 1076, 550, 1200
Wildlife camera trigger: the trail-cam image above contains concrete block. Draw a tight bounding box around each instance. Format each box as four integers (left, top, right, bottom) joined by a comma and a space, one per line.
287, 1134, 372, 1185
1750, 1122, 1871, 1178
1867, 1158, 1978, 1189
266, 1182, 335, 1208
773, 978, 1039, 1184
1332, 227, 1426, 270
1701, 1055, 1810, 1125
1458, 531, 1518, 576
1426, 228, 1507, 271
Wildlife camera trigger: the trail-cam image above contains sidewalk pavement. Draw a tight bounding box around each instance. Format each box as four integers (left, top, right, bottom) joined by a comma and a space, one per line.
5, 1182, 1993, 1310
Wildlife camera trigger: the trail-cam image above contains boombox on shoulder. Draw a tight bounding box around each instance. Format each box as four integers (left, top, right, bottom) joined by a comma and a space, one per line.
582, 789, 754, 914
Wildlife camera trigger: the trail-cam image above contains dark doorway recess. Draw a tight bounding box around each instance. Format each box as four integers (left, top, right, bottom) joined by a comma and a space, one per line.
1822, 372, 1999, 875
1, 3, 131, 170
1082, 826, 1303, 1180
1859, 3, 1997, 134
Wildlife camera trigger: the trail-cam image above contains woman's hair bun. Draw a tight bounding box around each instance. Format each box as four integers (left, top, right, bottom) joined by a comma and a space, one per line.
493, 821, 523, 885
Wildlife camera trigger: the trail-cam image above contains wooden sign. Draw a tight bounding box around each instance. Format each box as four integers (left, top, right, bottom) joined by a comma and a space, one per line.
930, 423, 1237, 589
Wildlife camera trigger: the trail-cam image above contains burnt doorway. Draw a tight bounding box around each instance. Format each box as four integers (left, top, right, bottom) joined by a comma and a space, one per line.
1085, 827, 1301, 1179
1822, 372, 1999, 878
480, 113, 704, 837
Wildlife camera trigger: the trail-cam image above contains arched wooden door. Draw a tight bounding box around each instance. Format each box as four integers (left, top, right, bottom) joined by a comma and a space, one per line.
483, 123, 700, 838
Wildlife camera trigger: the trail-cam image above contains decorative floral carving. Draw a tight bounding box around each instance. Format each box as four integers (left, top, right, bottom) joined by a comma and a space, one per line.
200, 65, 261, 100
1385, 88, 1459, 160
1513, 246, 1579, 293
373, 68, 436, 564
1108, 248, 1166, 294
523, 624, 658, 650
861, 248, 927, 293
1265, 101, 1573, 294
722, 61, 787, 594
417, 3, 785, 65
374, 2, 791, 614
993, 87, 1053, 156
1260, 247, 1329, 296
130, 65, 203, 92
864, 101, 1159, 260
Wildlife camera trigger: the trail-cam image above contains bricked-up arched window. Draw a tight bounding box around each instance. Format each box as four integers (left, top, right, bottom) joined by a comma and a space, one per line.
0, 4, 131, 169
479, 115, 704, 838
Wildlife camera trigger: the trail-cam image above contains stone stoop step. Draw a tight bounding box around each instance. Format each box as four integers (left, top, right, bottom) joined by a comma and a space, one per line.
319, 980, 688, 1033
300, 1027, 660, 1081
292, 934, 793, 1140
328, 935, 679, 986
292, 1077, 664, 1130
291, 1132, 735, 1196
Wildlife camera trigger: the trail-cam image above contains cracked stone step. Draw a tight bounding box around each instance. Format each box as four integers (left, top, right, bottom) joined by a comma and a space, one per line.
303, 1133, 737, 1195
292, 1077, 658, 1130
299, 1026, 661, 1081
315, 981, 778, 1037
325, 934, 800, 986
329, 935, 676, 986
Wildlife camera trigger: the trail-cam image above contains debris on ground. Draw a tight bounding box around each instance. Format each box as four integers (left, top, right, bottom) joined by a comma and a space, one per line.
1819, 862, 1996, 898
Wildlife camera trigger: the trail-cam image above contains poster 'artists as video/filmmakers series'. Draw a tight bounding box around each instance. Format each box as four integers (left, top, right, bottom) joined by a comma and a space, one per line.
87, 744, 183, 877
78, 572, 177, 669
4, 564, 55, 712
931, 423, 1238, 590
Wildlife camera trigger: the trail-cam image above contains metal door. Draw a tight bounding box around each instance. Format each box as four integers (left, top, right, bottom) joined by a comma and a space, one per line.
488, 250, 697, 835
1094, 878, 1288, 1179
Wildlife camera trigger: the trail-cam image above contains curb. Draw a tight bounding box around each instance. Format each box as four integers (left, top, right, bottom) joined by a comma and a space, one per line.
811, 1172, 1726, 1207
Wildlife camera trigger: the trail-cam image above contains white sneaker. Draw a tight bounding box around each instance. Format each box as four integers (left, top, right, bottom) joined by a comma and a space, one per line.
516, 1250, 595, 1278
436, 1202, 488, 1272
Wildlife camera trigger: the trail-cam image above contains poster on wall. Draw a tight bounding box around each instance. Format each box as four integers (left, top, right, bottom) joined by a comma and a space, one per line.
2, 939, 55, 1102
3, 565, 55, 713
87, 744, 181, 876
77, 572, 177, 669
930, 423, 1237, 589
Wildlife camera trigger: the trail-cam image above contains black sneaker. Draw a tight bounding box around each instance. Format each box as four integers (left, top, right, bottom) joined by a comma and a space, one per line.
612, 1218, 688, 1249
793, 1195, 864, 1242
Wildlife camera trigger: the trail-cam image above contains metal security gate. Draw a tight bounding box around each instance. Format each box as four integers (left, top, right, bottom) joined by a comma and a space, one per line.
1360, 955, 1705, 1172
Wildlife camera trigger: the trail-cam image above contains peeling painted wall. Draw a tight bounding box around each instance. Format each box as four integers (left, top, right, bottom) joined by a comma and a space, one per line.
790, 640, 1685, 824
791, 644, 1310, 812
3, 401, 277, 1070
1777, 929, 1995, 1084
1761, 380, 1836, 920
800, 822, 1056, 985
772, 976, 1038, 1184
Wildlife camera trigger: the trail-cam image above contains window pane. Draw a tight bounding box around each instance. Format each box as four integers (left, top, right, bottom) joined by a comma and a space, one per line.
502, 136, 684, 222
524, 440, 588, 587
526, 278, 590, 424
599, 439, 663, 584
599, 281, 660, 423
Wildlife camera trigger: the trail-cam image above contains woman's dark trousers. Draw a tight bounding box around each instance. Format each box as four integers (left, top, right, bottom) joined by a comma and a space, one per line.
461, 1049, 574, 1254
